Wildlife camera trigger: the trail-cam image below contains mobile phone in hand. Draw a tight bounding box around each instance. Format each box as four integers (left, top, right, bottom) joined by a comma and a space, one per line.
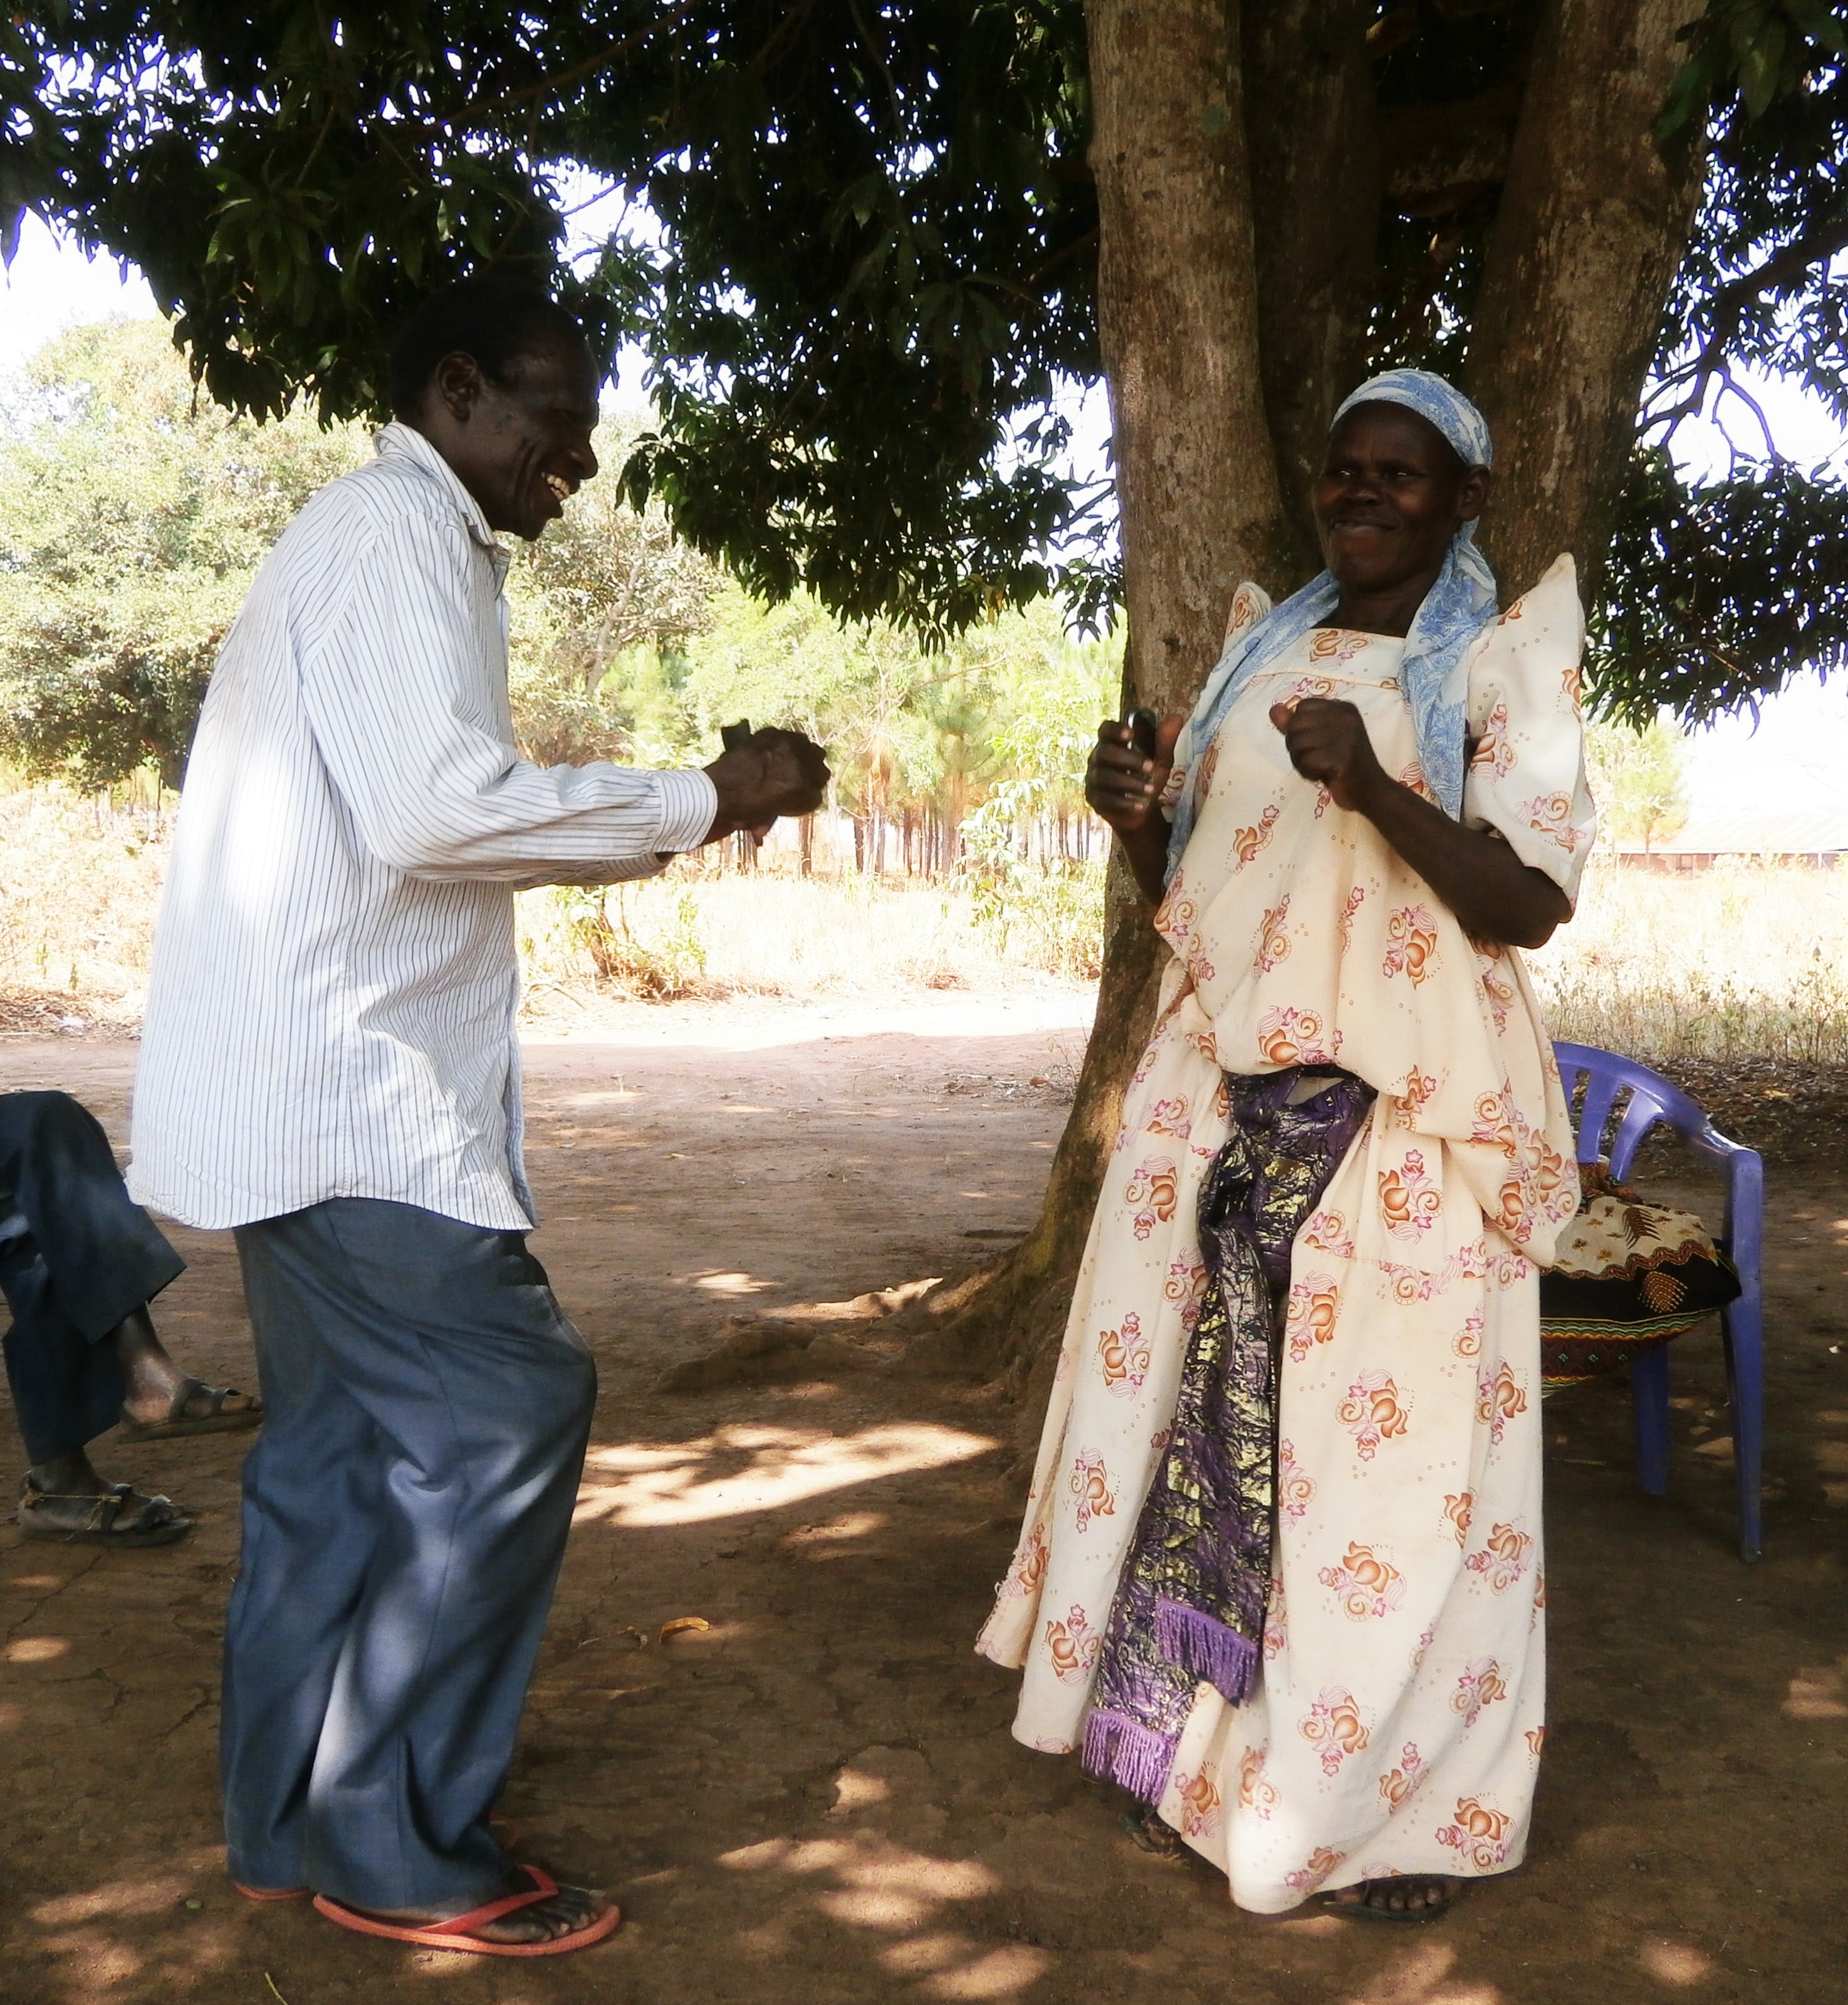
1124, 707, 1159, 759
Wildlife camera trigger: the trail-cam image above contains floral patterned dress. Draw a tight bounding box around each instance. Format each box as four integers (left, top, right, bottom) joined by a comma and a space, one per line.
976, 554, 1596, 1912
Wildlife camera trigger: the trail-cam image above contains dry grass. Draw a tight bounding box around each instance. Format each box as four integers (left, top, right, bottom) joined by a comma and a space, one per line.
0, 785, 167, 1028
1526, 857, 1848, 1066
1, 783, 1844, 1066
514, 867, 1077, 1008
0, 786, 1087, 1026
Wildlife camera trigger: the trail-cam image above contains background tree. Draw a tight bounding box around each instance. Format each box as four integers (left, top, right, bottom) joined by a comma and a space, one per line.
676, 583, 1116, 879
1585, 718, 1692, 849
505, 422, 724, 768
0, 323, 1120, 880
9, 1, 1848, 1378
0, 327, 726, 786
0, 319, 363, 789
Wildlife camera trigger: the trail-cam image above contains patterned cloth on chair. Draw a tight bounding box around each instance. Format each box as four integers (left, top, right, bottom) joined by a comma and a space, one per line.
1538, 1163, 1741, 1388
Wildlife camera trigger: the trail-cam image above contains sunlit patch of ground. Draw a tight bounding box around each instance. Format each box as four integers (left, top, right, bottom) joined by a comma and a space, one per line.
0, 1026, 1842, 2005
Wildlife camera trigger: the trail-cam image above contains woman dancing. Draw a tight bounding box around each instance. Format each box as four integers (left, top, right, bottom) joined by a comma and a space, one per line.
978, 370, 1594, 1922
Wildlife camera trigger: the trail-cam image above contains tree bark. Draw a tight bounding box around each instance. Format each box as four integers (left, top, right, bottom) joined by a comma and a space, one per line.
1466, 0, 1709, 601
1244, 1, 1382, 578
915, 0, 1714, 1414
1091, 0, 1292, 707
912, 0, 1291, 1390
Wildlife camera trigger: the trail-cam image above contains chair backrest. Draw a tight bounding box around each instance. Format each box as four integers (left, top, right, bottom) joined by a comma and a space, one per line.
1552, 1039, 1711, 1181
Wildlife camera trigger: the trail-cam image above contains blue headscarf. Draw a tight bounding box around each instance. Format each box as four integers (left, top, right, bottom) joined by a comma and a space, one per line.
1165, 368, 1497, 882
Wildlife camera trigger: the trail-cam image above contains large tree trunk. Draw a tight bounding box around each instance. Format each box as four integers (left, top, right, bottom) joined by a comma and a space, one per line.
1467, 0, 1708, 600
913, 0, 1290, 1391
1089, 0, 1290, 695
1244, 1, 1382, 581
916, 0, 1713, 1415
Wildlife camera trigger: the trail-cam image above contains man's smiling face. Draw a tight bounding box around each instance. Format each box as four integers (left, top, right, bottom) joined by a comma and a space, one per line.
424, 325, 602, 541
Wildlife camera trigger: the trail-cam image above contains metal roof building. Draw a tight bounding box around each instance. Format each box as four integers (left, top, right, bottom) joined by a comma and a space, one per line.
1615, 810, 1848, 869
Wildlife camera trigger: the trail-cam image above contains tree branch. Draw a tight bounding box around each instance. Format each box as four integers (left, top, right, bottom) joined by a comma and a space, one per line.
1715, 218, 1848, 321
1647, 212, 1848, 437
750, 0, 827, 80
495, 5, 698, 108
1022, 224, 1098, 293
845, 0, 905, 133
1716, 367, 1777, 463
1379, 86, 1520, 217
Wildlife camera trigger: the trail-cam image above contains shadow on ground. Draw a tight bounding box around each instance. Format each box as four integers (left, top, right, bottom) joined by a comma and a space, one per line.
1, 1026, 1843, 2004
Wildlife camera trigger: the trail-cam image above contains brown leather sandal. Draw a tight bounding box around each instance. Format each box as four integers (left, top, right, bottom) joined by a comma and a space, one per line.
118, 1375, 263, 1440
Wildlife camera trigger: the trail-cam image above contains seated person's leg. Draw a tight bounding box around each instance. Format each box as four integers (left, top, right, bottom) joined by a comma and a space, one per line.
3, 1262, 189, 1545
113, 1303, 262, 1437
0, 1091, 260, 1542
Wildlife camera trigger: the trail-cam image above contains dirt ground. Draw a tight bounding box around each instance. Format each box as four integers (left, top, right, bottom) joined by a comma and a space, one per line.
1, 997, 1844, 2005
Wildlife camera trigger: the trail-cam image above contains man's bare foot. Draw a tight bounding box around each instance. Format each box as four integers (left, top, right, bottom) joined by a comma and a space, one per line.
118, 1375, 261, 1433
1321, 1875, 1463, 1922
347, 1873, 608, 1947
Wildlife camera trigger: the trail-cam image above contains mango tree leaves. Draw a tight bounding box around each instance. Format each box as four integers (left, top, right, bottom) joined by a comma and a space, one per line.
8, 3, 1848, 717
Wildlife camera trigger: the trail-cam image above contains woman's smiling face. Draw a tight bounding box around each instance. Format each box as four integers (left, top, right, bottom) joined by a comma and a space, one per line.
1312, 402, 1489, 599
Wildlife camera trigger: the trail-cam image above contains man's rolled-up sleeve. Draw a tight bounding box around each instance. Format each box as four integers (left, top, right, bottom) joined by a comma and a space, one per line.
298, 509, 718, 884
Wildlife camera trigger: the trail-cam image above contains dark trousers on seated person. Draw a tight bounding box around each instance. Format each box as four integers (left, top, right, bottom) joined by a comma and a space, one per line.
223, 1197, 597, 1910
0, 1091, 185, 1464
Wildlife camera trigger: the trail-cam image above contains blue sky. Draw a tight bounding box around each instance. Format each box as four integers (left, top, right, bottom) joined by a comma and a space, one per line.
4, 211, 1844, 828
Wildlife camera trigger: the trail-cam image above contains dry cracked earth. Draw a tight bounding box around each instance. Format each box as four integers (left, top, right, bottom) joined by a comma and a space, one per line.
0, 999, 1844, 2005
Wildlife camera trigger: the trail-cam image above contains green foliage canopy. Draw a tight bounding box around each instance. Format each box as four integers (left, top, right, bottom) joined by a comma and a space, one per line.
6, 4, 1848, 716
0, 319, 364, 787
504, 428, 726, 768
3, 3, 1099, 640
1584, 716, 1691, 848
0, 319, 1119, 824
597, 575, 1117, 834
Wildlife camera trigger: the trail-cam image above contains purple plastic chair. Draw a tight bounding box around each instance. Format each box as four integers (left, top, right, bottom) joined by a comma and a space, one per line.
1551, 1042, 1765, 1560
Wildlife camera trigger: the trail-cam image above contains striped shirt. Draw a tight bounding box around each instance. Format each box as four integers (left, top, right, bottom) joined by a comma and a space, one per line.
128, 422, 717, 1231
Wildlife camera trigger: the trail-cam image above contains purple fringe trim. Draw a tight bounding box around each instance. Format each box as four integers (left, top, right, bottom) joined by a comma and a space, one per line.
1080, 1707, 1177, 1803
1155, 1598, 1259, 1705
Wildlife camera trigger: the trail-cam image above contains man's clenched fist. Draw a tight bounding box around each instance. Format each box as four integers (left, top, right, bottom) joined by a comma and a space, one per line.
702, 727, 830, 843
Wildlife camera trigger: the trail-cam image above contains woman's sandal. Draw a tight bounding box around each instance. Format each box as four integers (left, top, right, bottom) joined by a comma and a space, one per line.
1119, 1804, 1188, 1858
311, 1865, 620, 1958
16, 1475, 191, 1547
118, 1375, 263, 1441
1318, 1876, 1464, 1924
233, 1818, 523, 1903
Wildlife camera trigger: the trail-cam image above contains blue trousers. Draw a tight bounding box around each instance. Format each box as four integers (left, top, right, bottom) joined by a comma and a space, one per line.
223, 1198, 597, 1909
0, 1091, 185, 1463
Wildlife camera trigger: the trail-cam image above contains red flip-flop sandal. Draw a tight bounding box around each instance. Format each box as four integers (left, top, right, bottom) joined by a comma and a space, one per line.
311, 1865, 620, 1958
232, 1818, 524, 1903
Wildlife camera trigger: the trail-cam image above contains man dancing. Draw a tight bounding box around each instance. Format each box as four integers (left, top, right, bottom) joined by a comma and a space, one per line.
130, 277, 828, 1956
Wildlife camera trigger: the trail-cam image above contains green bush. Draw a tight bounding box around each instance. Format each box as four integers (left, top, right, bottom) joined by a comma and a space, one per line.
553, 883, 710, 999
